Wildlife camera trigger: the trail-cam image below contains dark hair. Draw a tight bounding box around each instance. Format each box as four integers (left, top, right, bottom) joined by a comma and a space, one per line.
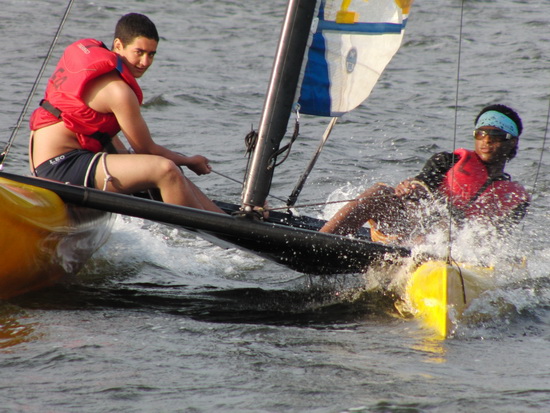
475, 104, 522, 160
114, 13, 159, 45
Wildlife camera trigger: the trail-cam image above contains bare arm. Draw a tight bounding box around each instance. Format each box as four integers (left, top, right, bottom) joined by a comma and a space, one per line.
86, 72, 212, 175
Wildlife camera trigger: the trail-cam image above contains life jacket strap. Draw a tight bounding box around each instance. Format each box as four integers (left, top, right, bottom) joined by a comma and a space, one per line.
40, 99, 62, 119
40, 99, 112, 148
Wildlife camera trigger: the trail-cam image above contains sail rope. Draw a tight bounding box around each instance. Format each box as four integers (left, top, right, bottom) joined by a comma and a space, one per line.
449, 256, 468, 304
212, 163, 400, 212
0, 0, 75, 170
268, 109, 300, 169
211, 169, 243, 186
240, 108, 301, 205
243, 127, 258, 156
243, 108, 300, 172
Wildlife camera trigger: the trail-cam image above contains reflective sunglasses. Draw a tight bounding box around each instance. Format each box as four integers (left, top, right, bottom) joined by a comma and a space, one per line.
473, 128, 514, 142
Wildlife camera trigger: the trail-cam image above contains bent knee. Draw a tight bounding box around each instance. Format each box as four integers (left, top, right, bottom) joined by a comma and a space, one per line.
156, 158, 184, 183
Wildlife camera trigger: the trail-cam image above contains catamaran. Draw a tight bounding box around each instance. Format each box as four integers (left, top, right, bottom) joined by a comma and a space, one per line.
0, 0, 508, 337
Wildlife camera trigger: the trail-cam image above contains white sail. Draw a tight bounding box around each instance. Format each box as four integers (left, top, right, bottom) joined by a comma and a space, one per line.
298, 0, 413, 117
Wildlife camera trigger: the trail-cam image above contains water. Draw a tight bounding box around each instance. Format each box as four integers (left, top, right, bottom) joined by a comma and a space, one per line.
1, 0, 550, 411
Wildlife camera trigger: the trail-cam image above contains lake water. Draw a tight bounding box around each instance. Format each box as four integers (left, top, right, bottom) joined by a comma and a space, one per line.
1, 0, 549, 412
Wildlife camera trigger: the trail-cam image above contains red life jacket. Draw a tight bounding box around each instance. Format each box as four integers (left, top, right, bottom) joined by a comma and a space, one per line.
440, 148, 530, 218
29, 38, 143, 153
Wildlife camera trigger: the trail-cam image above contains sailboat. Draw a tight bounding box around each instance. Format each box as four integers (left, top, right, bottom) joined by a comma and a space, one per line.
0, 0, 490, 337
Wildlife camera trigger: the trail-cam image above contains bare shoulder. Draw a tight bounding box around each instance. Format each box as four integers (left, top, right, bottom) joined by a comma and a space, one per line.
84, 71, 138, 113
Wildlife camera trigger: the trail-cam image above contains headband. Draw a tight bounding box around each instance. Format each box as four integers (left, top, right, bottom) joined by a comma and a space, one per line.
475, 110, 519, 137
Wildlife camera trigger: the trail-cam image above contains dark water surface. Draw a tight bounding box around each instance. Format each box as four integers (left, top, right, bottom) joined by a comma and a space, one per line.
1, 1, 549, 412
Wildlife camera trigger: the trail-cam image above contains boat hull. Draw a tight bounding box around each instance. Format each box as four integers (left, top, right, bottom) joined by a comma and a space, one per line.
0, 177, 113, 299
406, 261, 495, 337
0, 172, 411, 276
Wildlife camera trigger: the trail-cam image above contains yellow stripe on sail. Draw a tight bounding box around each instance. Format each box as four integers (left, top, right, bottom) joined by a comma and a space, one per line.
395, 0, 414, 15
336, 0, 359, 24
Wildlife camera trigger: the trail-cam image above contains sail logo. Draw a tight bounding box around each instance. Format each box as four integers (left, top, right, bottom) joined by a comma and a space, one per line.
346, 48, 357, 73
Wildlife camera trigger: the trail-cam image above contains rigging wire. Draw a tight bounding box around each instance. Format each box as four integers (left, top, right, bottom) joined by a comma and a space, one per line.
529, 96, 550, 199
211, 168, 287, 203
0, 0, 75, 170
517, 93, 550, 239
446, 0, 467, 265
212, 165, 396, 212
448, 0, 548, 271
287, 116, 338, 209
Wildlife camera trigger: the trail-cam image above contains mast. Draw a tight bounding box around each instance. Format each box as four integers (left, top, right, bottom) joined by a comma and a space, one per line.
241, 0, 318, 213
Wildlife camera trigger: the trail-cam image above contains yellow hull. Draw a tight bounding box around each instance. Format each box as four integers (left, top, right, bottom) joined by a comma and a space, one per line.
0, 177, 112, 299
406, 260, 495, 338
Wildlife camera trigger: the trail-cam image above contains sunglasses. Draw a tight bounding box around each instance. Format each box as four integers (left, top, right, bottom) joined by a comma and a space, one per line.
473, 128, 515, 142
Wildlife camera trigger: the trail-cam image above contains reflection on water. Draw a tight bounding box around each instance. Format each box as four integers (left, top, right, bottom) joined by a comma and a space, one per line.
9, 280, 400, 327
409, 331, 449, 364
0, 280, 402, 355
0, 304, 40, 349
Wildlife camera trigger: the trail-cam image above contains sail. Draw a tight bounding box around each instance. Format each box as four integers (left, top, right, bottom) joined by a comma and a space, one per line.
297, 0, 413, 117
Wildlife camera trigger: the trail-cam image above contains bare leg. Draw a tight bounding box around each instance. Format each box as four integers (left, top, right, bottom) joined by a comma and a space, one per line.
320, 183, 402, 235
95, 153, 224, 213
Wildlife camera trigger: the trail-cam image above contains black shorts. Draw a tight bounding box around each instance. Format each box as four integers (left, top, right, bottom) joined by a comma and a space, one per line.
34, 149, 102, 187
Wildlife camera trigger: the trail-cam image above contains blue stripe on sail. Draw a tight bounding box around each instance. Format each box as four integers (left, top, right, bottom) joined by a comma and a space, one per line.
298, 6, 331, 116
318, 19, 407, 35
297, 11, 409, 117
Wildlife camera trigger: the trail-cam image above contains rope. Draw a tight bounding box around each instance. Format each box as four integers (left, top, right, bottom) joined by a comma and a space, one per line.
268, 109, 300, 169
240, 109, 299, 206
450, 257, 468, 304
242, 127, 257, 197
244, 128, 257, 156
211, 169, 243, 186
0, 0, 75, 169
